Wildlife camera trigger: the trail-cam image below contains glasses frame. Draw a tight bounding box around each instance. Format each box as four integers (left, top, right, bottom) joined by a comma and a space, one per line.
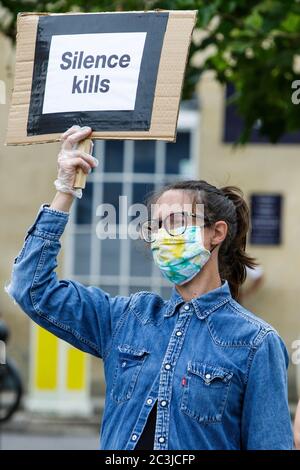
140, 211, 210, 243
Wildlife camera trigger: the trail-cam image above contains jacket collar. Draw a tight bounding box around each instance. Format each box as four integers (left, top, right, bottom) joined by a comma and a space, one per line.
164, 280, 232, 320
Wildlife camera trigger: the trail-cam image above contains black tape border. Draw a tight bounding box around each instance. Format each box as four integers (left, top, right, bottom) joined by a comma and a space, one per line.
27, 12, 169, 135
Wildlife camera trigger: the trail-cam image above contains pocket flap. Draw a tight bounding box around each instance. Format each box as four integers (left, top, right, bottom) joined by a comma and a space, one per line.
187, 361, 233, 384
117, 344, 149, 357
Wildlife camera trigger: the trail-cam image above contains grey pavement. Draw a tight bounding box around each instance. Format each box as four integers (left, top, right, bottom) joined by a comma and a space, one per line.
0, 409, 101, 450
0, 432, 99, 450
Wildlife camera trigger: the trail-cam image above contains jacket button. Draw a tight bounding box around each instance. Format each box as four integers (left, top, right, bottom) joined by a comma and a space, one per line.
160, 400, 167, 407
176, 330, 182, 337
184, 304, 190, 311
164, 363, 171, 370
131, 434, 138, 441
147, 398, 153, 405
158, 437, 165, 443
205, 373, 211, 379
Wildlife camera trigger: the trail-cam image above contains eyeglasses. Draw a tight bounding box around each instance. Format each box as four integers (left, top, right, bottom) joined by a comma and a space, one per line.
140, 211, 210, 243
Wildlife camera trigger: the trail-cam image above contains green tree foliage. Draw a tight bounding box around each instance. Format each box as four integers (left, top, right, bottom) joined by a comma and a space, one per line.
1, 0, 300, 142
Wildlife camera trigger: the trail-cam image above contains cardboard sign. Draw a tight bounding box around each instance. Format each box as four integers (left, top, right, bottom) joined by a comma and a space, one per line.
6, 10, 197, 145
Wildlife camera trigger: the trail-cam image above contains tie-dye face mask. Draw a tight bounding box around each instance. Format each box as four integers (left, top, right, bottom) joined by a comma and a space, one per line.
151, 225, 211, 286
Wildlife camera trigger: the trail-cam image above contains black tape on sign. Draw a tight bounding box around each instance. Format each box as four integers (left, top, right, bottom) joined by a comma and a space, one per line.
27, 12, 169, 135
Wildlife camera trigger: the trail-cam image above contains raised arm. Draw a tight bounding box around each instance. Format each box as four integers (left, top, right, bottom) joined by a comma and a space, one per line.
5, 126, 131, 360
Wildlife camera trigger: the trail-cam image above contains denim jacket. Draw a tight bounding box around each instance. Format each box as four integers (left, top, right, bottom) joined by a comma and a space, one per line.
6, 204, 294, 450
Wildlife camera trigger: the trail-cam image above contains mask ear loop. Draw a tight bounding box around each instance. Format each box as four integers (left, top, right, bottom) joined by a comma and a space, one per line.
202, 222, 218, 254
209, 243, 219, 254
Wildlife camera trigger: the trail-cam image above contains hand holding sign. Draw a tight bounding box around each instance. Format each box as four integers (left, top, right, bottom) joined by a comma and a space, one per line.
54, 125, 98, 199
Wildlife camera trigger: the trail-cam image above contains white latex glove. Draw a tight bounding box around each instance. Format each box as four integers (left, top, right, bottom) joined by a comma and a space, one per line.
54, 125, 98, 199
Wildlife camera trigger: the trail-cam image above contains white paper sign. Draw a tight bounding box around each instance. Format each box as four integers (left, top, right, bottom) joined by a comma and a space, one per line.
42, 32, 147, 114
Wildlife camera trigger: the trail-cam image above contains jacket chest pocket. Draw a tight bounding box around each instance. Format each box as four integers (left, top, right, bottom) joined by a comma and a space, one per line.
111, 345, 149, 404
180, 361, 233, 424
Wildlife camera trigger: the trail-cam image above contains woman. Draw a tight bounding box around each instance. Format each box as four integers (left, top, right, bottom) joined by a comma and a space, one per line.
6, 125, 293, 450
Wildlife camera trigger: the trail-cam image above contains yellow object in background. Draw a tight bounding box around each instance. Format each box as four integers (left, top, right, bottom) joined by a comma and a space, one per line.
67, 346, 86, 390
35, 326, 58, 390
28, 325, 91, 415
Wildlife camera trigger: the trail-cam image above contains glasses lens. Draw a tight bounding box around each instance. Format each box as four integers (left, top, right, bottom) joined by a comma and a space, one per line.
165, 212, 186, 236
141, 220, 157, 242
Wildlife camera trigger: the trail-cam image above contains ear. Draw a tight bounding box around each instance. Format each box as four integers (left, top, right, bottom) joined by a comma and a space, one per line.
209, 220, 228, 247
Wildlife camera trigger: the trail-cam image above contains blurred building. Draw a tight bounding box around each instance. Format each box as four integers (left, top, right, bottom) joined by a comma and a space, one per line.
0, 31, 299, 412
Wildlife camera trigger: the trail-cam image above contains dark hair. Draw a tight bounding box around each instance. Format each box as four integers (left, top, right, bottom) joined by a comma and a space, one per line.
146, 179, 257, 300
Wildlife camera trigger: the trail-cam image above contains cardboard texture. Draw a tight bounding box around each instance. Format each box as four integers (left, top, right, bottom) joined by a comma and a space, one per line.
6, 10, 197, 145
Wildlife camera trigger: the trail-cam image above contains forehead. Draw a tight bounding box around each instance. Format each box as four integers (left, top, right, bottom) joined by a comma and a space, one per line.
151, 189, 196, 219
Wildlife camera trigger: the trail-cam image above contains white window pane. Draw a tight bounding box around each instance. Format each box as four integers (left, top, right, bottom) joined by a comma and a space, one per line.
97, 285, 120, 296
104, 140, 124, 173
75, 182, 93, 225
160, 286, 173, 300
130, 239, 152, 277
134, 141, 155, 173
74, 234, 91, 275
129, 285, 151, 294
103, 182, 123, 225
132, 183, 154, 205
100, 239, 120, 275
165, 131, 190, 174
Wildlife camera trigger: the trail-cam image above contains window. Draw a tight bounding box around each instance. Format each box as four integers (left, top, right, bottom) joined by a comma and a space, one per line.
224, 83, 300, 144
64, 108, 199, 299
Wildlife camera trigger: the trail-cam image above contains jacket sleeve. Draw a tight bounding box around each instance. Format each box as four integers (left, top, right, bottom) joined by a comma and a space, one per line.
5, 204, 132, 359
241, 330, 294, 449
